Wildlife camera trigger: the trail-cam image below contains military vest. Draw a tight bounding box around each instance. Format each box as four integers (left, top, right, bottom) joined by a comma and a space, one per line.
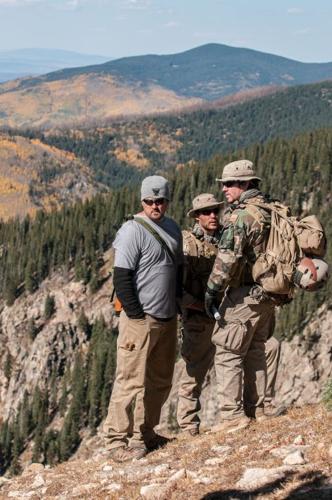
182, 230, 218, 301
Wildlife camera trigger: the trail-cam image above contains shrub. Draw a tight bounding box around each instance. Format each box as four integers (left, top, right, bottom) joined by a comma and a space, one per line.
322, 378, 332, 411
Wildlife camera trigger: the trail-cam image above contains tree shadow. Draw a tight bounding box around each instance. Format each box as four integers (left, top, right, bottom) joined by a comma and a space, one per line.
201, 470, 329, 499
284, 470, 331, 499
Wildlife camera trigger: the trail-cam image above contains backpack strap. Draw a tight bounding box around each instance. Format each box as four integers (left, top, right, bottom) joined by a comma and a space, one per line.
134, 216, 175, 264
244, 200, 294, 225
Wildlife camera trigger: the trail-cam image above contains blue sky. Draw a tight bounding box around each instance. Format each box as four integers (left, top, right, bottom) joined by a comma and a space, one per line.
0, 0, 331, 62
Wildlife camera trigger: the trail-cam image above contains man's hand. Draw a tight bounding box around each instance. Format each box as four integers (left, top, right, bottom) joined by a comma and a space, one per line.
205, 288, 218, 319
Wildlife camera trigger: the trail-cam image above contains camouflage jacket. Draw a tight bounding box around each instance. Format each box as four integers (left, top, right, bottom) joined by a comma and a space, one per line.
207, 190, 271, 293
182, 224, 221, 307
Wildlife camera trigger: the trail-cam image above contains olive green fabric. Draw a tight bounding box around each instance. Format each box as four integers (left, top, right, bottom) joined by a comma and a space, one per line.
177, 313, 215, 431
178, 229, 218, 431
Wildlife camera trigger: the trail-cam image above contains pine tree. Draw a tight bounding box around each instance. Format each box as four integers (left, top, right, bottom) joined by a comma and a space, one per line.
20, 391, 32, 440
59, 351, 86, 460
24, 259, 36, 293
27, 318, 38, 341
4, 352, 12, 382
4, 276, 17, 306
44, 294, 56, 320
77, 309, 91, 337
9, 417, 23, 476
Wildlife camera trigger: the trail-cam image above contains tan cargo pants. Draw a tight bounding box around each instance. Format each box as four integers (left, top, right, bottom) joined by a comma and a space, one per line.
264, 336, 281, 405
177, 312, 215, 431
103, 311, 177, 449
213, 285, 276, 419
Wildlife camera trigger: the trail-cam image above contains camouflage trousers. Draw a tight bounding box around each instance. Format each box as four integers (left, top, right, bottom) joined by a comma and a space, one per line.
177, 312, 215, 432
103, 311, 177, 449
213, 285, 276, 420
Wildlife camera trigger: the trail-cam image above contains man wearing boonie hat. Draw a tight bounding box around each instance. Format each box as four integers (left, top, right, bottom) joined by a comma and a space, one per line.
205, 159, 286, 433
177, 193, 223, 436
103, 175, 183, 462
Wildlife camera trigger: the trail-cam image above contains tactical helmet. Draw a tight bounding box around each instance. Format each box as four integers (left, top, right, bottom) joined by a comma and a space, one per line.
293, 257, 329, 291
216, 159, 261, 183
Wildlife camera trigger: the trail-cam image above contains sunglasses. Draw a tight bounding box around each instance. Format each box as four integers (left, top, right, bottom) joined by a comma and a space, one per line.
143, 198, 166, 206
199, 208, 220, 216
222, 181, 239, 188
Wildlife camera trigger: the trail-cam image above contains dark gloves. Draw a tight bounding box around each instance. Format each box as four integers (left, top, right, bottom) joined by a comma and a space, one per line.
205, 288, 219, 319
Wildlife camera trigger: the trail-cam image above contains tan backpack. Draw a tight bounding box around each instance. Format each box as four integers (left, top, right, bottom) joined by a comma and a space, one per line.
293, 215, 326, 257
244, 200, 327, 295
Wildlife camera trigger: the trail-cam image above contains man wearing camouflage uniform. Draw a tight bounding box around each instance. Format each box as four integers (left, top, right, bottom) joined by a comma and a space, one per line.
205, 159, 285, 432
177, 194, 223, 436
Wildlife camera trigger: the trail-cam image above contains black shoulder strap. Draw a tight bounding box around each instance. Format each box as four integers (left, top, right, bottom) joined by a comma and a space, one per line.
134, 217, 175, 264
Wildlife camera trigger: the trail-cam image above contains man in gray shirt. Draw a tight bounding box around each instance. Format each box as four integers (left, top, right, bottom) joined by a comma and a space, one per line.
103, 175, 183, 462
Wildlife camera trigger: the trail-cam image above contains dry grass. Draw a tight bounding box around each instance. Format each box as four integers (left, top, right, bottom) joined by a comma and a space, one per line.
1, 404, 330, 499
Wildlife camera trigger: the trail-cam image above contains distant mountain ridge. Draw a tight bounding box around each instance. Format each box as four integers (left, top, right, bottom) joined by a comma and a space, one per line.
0, 43, 332, 129
9, 43, 332, 99
0, 48, 111, 83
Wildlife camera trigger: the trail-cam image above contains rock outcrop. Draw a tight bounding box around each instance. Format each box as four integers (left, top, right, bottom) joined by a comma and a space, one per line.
0, 249, 115, 422
274, 304, 332, 407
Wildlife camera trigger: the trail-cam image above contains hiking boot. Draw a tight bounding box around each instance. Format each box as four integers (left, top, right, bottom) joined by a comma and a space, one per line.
109, 445, 147, 463
145, 434, 173, 452
182, 427, 199, 437
256, 405, 287, 421
210, 416, 251, 434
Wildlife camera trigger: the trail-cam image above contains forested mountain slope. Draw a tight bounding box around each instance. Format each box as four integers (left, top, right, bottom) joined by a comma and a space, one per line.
1, 43, 332, 129
37, 80, 332, 188
0, 74, 202, 130
0, 133, 98, 220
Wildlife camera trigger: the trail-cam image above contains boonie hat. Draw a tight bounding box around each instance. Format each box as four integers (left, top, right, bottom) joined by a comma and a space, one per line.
141, 175, 170, 201
187, 193, 224, 217
216, 159, 261, 183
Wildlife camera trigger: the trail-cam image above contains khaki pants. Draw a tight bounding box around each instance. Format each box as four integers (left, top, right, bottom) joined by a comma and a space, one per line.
213, 286, 275, 419
264, 336, 281, 404
177, 312, 215, 431
103, 311, 177, 449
